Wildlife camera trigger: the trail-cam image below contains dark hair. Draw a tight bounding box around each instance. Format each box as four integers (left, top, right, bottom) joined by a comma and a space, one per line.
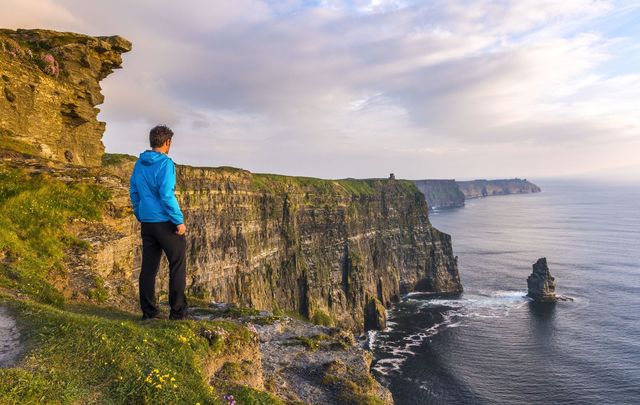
149, 125, 174, 148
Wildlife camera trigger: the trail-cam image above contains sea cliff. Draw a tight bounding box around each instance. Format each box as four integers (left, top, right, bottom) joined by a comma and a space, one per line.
86, 160, 463, 333
1, 29, 460, 333
413, 179, 465, 210
457, 178, 541, 199
0, 28, 461, 404
412, 178, 541, 210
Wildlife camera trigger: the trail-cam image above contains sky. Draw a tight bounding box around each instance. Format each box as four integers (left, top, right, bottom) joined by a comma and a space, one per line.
2, 0, 640, 180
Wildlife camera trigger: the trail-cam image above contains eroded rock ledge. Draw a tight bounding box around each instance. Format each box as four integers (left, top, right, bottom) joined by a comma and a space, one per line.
0, 28, 131, 166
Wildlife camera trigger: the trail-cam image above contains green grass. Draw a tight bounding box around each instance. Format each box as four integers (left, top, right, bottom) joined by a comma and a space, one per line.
311, 309, 334, 327
250, 173, 371, 199
211, 362, 283, 404
250, 172, 420, 203
334, 179, 377, 197
101, 153, 137, 166
289, 334, 330, 352
229, 386, 284, 405
0, 130, 38, 156
0, 296, 261, 404
0, 167, 110, 306
320, 360, 386, 405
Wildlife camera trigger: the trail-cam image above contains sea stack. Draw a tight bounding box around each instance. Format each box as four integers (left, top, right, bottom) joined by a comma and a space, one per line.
527, 258, 557, 302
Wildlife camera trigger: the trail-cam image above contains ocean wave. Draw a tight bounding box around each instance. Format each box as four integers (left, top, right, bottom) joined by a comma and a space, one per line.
372, 312, 458, 375
372, 290, 528, 375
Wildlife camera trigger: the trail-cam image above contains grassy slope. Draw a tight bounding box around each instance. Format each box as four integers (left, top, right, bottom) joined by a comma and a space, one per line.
0, 167, 109, 306
0, 159, 281, 404
0, 297, 265, 404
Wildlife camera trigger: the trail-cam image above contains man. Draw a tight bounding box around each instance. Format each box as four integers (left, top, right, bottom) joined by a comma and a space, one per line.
129, 125, 187, 320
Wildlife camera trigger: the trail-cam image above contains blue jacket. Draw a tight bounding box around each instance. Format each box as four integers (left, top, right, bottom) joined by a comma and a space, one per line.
129, 150, 184, 225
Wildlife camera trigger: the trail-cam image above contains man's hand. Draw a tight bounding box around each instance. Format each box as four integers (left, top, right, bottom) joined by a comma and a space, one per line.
175, 223, 186, 235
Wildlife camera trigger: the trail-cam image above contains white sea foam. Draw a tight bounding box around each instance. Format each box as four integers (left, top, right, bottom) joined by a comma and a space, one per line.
372, 312, 460, 375
372, 290, 528, 375
367, 329, 378, 348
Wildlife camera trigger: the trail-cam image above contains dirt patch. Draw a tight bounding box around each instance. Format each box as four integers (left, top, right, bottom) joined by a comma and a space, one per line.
0, 306, 22, 367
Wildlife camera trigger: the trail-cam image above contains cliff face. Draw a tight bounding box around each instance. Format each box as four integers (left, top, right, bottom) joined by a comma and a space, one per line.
457, 178, 541, 199
0, 29, 131, 166
91, 162, 462, 332
0, 28, 461, 333
412, 178, 541, 210
413, 179, 465, 210
527, 258, 557, 302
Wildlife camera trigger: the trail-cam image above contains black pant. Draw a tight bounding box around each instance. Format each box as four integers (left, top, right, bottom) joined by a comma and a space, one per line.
139, 221, 187, 319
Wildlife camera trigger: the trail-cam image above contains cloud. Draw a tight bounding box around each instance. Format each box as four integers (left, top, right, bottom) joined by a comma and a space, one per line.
1, 0, 639, 179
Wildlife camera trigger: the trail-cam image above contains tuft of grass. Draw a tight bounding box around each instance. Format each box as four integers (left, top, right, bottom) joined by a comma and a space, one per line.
0, 296, 258, 404
311, 309, 334, 327
248, 315, 282, 326
282, 309, 308, 322
289, 334, 330, 352
0, 167, 110, 306
101, 152, 137, 167
88, 275, 108, 303
228, 385, 284, 405
320, 360, 386, 405
225, 306, 260, 318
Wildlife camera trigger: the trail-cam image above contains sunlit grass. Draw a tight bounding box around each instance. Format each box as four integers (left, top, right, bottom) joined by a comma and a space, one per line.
0, 297, 264, 404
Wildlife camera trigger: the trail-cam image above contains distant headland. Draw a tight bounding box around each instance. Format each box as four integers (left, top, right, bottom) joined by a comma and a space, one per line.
413, 178, 541, 210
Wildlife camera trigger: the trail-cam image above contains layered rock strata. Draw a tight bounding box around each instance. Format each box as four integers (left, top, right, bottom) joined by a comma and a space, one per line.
413, 179, 465, 210
90, 163, 462, 332
0, 28, 131, 166
527, 258, 557, 302
457, 178, 541, 199
412, 178, 541, 210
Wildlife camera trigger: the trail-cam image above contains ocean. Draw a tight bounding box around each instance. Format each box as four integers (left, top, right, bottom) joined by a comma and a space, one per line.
370, 179, 640, 404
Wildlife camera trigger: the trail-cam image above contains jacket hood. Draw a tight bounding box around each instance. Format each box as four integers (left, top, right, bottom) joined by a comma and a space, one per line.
139, 150, 169, 166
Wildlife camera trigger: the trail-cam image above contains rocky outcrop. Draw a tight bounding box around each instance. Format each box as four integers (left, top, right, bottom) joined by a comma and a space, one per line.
457, 178, 541, 199
0, 29, 131, 166
527, 258, 557, 302
255, 314, 392, 403
365, 297, 387, 331
413, 179, 465, 210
